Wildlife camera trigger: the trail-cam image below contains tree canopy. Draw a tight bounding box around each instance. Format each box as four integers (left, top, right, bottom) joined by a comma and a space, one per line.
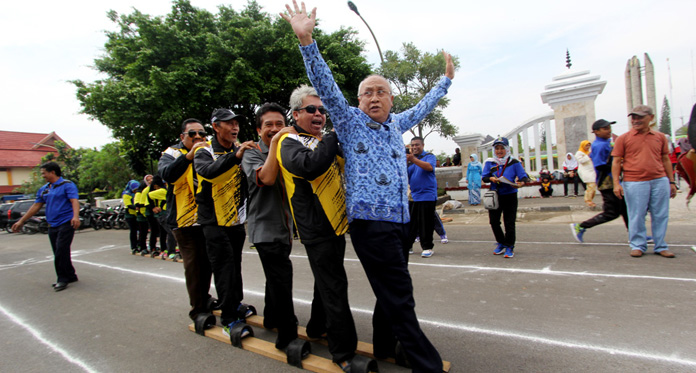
73, 0, 371, 174
377, 42, 460, 140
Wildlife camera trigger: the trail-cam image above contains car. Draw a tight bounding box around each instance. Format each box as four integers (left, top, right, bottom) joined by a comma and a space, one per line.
6, 200, 45, 232
0, 203, 14, 231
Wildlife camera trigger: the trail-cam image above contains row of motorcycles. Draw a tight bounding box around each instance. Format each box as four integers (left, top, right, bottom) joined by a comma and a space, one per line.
16, 204, 129, 235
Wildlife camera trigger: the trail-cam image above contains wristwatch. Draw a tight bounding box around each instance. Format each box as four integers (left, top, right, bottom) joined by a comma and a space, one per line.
669, 181, 676, 185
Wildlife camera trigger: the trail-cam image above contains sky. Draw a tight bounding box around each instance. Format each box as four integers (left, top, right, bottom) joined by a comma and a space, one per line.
1, 0, 695, 157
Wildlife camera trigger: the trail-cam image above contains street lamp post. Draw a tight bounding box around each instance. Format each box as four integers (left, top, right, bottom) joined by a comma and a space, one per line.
347, 1, 384, 64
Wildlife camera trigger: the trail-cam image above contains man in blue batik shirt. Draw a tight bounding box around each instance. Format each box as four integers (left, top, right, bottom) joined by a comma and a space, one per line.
13, 162, 81, 292
406, 136, 439, 258
282, 2, 454, 371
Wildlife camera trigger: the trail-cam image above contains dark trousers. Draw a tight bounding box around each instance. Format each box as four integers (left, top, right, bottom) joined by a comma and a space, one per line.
407, 200, 436, 252
202, 225, 245, 325
349, 220, 443, 373
146, 215, 160, 250
304, 236, 357, 363
488, 192, 518, 247
173, 226, 213, 320
255, 241, 299, 349
125, 216, 138, 250
48, 222, 77, 283
564, 174, 584, 196
434, 212, 446, 237
136, 218, 148, 251
157, 215, 177, 253
580, 189, 629, 229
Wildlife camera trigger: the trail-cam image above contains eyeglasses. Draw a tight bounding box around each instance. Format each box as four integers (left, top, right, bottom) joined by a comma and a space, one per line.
295, 105, 327, 115
358, 90, 391, 98
184, 130, 207, 138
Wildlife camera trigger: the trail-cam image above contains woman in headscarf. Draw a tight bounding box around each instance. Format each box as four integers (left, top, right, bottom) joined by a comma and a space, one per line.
575, 140, 597, 207
466, 154, 483, 205
562, 152, 581, 197
482, 137, 530, 258
121, 180, 140, 253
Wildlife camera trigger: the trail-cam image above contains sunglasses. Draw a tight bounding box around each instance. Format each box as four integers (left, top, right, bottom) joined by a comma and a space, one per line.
184, 130, 207, 138
296, 105, 328, 115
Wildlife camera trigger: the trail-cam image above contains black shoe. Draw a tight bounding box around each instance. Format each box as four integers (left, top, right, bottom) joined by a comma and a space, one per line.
54, 282, 68, 292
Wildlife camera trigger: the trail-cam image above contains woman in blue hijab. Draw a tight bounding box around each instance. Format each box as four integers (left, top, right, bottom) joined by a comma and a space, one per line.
122, 180, 140, 253
466, 154, 483, 205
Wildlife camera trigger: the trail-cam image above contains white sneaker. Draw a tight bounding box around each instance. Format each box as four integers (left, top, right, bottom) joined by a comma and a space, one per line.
421, 249, 433, 258
440, 235, 448, 244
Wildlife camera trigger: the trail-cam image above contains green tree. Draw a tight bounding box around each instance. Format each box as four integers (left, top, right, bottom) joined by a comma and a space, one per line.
659, 95, 672, 135
72, 0, 371, 174
377, 42, 459, 140
78, 142, 138, 198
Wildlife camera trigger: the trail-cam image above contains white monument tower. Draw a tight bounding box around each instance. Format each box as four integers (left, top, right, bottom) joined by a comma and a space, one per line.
540, 51, 606, 161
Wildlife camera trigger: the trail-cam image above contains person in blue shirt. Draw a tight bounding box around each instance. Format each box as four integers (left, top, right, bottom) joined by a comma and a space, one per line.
406, 136, 438, 258
282, 2, 454, 371
570, 119, 629, 242
482, 137, 529, 258
12, 162, 81, 291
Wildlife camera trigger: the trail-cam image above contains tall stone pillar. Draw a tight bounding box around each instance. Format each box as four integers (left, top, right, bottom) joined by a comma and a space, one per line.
453, 134, 485, 186
540, 69, 606, 162
624, 53, 657, 126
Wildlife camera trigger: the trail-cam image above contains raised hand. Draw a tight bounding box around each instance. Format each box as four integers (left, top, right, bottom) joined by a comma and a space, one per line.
280, 0, 316, 46
443, 51, 455, 80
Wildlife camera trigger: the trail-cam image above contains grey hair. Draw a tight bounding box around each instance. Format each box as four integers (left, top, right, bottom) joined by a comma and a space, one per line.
357, 74, 393, 97
289, 85, 320, 111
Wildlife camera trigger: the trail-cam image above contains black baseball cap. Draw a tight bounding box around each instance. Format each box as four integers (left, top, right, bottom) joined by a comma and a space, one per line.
592, 119, 616, 131
211, 108, 246, 124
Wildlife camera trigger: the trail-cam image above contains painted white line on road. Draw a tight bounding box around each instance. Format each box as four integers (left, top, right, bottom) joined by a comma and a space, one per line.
446, 240, 696, 248
75, 259, 696, 368
276, 252, 696, 283
0, 245, 125, 272
0, 303, 98, 373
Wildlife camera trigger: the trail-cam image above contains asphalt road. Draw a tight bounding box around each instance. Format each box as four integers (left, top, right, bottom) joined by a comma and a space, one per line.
1, 206, 695, 372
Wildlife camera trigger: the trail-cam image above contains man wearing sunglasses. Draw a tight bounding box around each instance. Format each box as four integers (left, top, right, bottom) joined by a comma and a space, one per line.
275, 85, 359, 369
158, 118, 214, 324
194, 108, 257, 337
283, 2, 454, 371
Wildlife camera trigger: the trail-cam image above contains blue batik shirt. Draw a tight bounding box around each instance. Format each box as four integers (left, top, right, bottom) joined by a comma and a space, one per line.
300, 41, 452, 223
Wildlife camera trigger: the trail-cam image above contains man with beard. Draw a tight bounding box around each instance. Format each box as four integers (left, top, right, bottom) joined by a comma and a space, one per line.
276, 86, 359, 370
194, 108, 256, 337
158, 118, 214, 321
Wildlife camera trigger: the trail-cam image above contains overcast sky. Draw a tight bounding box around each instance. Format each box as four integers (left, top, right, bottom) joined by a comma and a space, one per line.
1, 0, 695, 156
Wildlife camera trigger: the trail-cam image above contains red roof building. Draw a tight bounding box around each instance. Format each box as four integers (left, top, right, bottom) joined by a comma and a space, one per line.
0, 131, 71, 195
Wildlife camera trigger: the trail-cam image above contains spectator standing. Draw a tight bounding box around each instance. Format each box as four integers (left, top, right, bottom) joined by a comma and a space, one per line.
406, 136, 438, 258
612, 105, 677, 258
482, 137, 529, 258
466, 154, 482, 205
576, 140, 597, 207
452, 148, 462, 166
12, 162, 81, 291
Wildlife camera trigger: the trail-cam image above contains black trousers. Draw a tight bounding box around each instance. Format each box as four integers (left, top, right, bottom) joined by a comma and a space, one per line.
48, 222, 78, 283
146, 214, 160, 250
173, 226, 213, 320
488, 192, 518, 248
125, 216, 138, 250
406, 200, 436, 252
304, 236, 357, 363
202, 225, 245, 325
580, 189, 628, 229
255, 241, 299, 349
136, 218, 148, 251
349, 219, 443, 373
564, 174, 584, 196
